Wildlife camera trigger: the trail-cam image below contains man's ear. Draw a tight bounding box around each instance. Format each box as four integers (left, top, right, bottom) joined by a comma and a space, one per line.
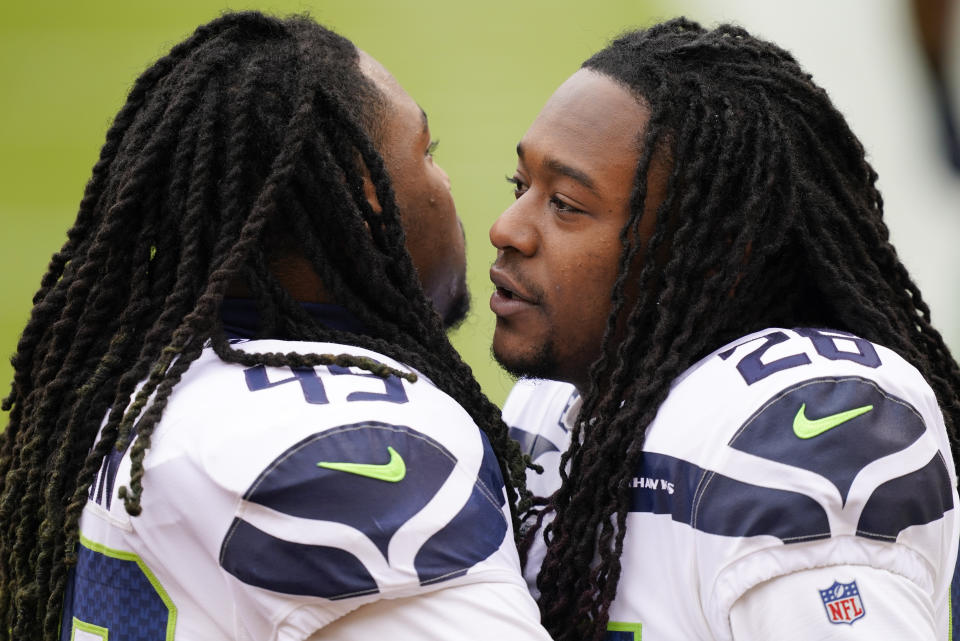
361, 167, 383, 214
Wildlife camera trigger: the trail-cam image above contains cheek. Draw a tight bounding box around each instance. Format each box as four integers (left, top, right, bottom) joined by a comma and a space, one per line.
429, 185, 463, 260
553, 242, 622, 342
557, 242, 622, 300
412, 184, 465, 299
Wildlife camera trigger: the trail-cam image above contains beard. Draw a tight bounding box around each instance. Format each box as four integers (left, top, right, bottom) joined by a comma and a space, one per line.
492, 334, 559, 382
441, 286, 471, 331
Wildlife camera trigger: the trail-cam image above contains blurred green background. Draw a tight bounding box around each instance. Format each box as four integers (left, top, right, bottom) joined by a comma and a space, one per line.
0, 0, 663, 409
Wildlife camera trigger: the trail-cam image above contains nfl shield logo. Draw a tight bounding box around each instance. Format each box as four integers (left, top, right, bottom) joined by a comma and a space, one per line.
819, 580, 866, 625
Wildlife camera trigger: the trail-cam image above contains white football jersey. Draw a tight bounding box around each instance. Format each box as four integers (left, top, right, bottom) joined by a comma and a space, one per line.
61, 339, 550, 641
505, 327, 960, 641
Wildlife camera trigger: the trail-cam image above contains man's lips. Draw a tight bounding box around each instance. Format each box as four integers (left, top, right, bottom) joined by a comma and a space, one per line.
489, 267, 538, 302
489, 266, 539, 316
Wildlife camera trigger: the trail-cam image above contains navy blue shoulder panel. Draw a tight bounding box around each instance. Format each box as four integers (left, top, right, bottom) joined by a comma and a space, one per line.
508, 426, 561, 460
222, 519, 378, 599
633, 376, 951, 545
693, 473, 830, 542
220, 421, 508, 598
416, 430, 508, 585
857, 453, 954, 540
632, 448, 951, 545
506, 386, 575, 460
240, 422, 455, 557
729, 377, 926, 503
629, 452, 830, 543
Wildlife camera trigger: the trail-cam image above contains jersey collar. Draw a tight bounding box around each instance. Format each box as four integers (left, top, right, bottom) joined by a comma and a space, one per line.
221, 298, 368, 340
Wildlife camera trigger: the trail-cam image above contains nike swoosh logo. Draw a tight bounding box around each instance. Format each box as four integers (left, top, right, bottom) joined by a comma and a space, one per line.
792, 403, 873, 439
316, 446, 406, 482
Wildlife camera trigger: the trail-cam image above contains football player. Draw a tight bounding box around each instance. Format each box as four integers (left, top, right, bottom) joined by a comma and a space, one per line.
0, 12, 549, 641
491, 17, 960, 641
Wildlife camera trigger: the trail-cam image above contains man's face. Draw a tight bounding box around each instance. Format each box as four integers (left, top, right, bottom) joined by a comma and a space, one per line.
360, 53, 469, 328
489, 69, 656, 390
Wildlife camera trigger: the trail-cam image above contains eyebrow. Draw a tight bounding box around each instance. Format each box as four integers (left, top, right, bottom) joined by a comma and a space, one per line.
419, 107, 429, 136
516, 142, 598, 194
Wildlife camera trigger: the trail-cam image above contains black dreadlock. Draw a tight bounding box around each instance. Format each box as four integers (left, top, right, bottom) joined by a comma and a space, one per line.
529, 17, 960, 641
0, 12, 530, 640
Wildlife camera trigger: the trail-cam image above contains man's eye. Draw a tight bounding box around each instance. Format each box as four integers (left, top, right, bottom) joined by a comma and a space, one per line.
427, 139, 439, 158
550, 196, 584, 215
506, 175, 527, 199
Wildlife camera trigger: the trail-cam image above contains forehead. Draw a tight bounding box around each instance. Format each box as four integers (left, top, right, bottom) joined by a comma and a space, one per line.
358, 50, 425, 142
522, 69, 649, 179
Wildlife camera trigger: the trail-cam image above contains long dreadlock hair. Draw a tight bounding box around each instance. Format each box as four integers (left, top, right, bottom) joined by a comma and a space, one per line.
0, 12, 530, 640
529, 17, 960, 641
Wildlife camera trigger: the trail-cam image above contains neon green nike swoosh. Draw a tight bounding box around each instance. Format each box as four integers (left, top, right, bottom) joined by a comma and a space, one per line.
316, 446, 406, 482
792, 403, 873, 439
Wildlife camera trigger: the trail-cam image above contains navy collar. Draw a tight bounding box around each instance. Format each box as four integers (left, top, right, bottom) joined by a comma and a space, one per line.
221, 298, 368, 340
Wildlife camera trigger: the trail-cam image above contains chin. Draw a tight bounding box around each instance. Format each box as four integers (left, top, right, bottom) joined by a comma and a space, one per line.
441, 288, 471, 330
492, 338, 558, 381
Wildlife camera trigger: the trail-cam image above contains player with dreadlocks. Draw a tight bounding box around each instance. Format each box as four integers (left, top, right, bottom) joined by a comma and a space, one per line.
491, 17, 960, 641
0, 11, 551, 641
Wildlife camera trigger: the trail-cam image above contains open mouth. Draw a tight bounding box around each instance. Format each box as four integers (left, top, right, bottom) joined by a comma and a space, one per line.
489, 265, 539, 309
496, 286, 519, 300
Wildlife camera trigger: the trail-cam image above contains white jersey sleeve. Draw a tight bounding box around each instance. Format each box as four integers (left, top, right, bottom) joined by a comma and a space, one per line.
63, 340, 551, 641
305, 581, 550, 641
503, 378, 579, 501
507, 328, 959, 641
729, 564, 936, 641
502, 378, 578, 598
